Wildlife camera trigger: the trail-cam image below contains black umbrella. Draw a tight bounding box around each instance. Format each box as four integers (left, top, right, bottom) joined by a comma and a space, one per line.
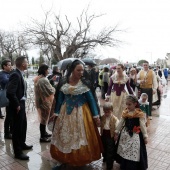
82, 58, 96, 66
57, 58, 85, 70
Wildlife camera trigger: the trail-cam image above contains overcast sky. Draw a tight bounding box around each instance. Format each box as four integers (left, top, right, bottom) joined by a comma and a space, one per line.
1, 0, 170, 63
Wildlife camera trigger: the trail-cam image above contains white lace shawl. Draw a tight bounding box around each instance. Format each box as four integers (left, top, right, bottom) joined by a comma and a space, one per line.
61, 80, 90, 95
111, 73, 129, 84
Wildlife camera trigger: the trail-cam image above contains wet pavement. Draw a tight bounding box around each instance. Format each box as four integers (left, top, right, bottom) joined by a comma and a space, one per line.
0, 78, 170, 170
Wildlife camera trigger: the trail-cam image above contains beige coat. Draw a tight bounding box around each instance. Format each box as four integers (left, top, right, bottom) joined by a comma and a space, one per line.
34, 76, 55, 125
100, 114, 119, 138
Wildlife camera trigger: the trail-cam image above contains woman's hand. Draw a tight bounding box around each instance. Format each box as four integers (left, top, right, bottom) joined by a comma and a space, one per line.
16, 106, 20, 113
49, 114, 57, 122
114, 133, 118, 141
105, 95, 109, 101
94, 117, 101, 127
144, 138, 148, 144
140, 80, 145, 85
52, 75, 57, 81
105, 98, 109, 102
153, 89, 156, 94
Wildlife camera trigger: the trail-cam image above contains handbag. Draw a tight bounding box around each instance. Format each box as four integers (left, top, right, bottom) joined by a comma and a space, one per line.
0, 85, 9, 107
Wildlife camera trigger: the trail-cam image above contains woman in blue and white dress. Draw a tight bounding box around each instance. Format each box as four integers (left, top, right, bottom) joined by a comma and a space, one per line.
50, 60, 103, 167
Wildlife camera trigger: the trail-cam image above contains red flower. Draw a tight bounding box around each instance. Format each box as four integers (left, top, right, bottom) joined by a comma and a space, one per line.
133, 126, 140, 134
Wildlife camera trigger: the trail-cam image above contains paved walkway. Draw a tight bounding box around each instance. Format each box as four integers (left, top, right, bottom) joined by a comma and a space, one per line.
0, 81, 170, 170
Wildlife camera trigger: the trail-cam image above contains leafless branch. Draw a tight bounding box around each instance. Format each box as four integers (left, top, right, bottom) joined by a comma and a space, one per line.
22, 7, 123, 61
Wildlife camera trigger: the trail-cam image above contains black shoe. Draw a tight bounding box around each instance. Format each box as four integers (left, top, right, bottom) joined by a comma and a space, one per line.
15, 153, 29, 160
44, 132, 52, 137
4, 134, 12, 139
40, 137, 51, 143
22, 144, 33, 150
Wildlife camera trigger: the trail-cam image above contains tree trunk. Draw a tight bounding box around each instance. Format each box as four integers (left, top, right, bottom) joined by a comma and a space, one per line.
53, 48, 63, 61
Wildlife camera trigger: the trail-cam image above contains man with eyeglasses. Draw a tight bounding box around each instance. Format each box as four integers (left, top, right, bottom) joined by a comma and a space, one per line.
137, 61, 158, 119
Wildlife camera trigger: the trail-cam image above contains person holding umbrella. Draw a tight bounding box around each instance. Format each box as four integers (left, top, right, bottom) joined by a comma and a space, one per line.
82, 58, 97, 88
87, 64, 96, 88
47, 66, 62, 87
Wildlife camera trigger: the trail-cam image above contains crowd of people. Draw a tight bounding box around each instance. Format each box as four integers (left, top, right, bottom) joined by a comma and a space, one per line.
0, 57, 169, 169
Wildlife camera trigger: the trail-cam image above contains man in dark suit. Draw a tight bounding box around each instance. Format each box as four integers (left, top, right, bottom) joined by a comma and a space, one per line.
7, 56, 33, 160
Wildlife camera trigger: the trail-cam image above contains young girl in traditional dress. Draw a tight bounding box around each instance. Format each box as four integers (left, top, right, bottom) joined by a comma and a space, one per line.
138, 93, 150, 126
115, 95, 148, 170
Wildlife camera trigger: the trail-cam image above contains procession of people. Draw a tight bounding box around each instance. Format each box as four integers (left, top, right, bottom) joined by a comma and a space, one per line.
0, 57, 169, 170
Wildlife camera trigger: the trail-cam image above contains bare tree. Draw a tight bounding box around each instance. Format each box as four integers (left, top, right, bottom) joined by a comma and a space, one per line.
23, 8, 122, 61
0, 31, 17, 62
39, 43, 55, 67
0, 30, 29, 63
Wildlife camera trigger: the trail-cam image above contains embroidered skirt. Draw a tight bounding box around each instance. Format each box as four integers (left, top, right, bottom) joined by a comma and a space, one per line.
110, 91, 127, 119
50, 103, 102, 166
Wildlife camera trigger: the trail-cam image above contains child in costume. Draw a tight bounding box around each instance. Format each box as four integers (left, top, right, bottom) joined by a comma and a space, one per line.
138, 93, 150, 126
100, 102, 119, 170
115, 95, 148, 170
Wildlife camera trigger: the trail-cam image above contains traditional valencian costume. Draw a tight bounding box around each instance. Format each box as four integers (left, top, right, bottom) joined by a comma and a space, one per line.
106, 73, 133, 119
115, 108, 148, 170
138, 94, 150, 127
137, 69, 158, 117
138, 100, 150, 117
100, 114, 119, 170
50, 77, 102, 166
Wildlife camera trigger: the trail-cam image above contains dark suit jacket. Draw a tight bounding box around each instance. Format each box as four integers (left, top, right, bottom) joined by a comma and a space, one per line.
6, 69, 25, 109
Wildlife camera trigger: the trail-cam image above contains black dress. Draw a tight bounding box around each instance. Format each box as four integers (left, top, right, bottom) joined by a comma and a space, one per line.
115, 118, 148, 170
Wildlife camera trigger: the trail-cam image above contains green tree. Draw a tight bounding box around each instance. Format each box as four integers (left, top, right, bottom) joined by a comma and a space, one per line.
137, 60, 148, 66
